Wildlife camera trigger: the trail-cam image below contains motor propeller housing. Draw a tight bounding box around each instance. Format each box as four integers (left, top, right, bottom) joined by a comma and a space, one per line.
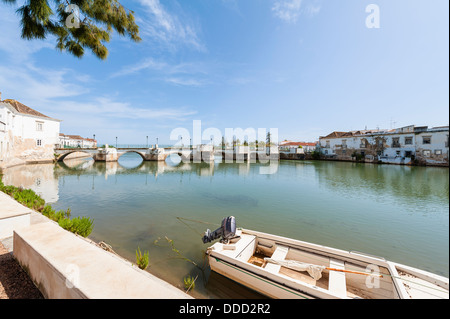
202, 216, 236, 244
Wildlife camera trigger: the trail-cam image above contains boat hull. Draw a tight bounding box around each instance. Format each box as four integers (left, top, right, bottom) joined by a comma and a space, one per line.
208, 255, 315, 299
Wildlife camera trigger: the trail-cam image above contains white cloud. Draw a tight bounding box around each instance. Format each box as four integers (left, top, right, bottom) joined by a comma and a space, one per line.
165, 77, 207, 87
272, 0, 321, 23
272, 0, 303, 23
56, 97, 197, 121
111, 57, 210, 86
137, 0, 205, 52
110, 57, 168, 78
0, 64, 88, 104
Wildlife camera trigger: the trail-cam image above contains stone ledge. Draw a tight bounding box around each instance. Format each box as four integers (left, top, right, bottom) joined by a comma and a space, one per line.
0, 191, 32, 239
13, 221, 193, 299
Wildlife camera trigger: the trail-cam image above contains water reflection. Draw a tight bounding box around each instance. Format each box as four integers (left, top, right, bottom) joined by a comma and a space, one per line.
313, 161, 449, 208
1, 163, 60, 203
54, 156, 279, 180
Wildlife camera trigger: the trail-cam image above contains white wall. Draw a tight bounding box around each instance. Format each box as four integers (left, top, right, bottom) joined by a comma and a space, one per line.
0, 102, 60, 167
415, 130, 449, 163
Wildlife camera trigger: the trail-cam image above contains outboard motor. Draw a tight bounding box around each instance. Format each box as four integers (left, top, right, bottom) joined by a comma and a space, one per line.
202, 216, 237, 244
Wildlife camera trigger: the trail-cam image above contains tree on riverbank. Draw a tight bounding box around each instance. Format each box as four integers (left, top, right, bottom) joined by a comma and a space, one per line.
1, 0, 141, 60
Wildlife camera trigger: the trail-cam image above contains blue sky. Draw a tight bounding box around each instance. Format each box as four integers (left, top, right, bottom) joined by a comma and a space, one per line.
0, 0, 448, 145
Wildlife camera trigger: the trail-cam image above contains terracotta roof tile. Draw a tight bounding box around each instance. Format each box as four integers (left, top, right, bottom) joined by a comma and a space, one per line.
2, 99, 52, 119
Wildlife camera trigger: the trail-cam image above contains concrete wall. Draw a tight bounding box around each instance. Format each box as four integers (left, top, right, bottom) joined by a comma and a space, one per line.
13, 221, 192, 299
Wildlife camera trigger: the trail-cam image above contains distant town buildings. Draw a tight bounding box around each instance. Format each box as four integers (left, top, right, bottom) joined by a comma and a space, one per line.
318, 125, 449, 166
0, 94, 61, 169
58, 134, 97, 149
279, 141, 317, 154
1, 92, 448, 169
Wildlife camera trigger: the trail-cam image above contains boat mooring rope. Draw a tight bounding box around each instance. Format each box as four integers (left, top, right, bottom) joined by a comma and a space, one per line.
176, 216, 220, 237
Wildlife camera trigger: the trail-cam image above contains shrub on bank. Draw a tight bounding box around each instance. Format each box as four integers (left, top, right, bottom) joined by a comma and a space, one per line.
0, 177, 94, 238
136, 247, 149, 270
58, 217, 94, 238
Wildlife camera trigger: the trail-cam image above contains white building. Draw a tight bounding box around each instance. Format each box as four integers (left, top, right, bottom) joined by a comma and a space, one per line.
0, 96, 61, 169
279, 142, 317, 154
58, 134, 97, 148
414, 126, 449, 166
318, 125, 449, 166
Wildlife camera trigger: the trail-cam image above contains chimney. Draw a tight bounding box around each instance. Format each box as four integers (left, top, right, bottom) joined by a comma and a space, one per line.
0, 92, 2, 101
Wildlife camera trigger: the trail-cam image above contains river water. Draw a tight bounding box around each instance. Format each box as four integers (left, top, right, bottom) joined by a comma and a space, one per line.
2, 153, 449, 298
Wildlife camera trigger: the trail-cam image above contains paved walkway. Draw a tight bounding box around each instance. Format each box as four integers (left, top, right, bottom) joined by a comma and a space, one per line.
0, 191, 33, 221
0, 191, 48, 250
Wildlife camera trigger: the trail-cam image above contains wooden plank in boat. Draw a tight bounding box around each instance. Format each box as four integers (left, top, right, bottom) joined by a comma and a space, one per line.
329, 258, 347, 297
264, 245, 289, 274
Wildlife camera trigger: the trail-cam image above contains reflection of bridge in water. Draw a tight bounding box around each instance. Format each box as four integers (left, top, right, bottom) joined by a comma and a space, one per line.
54, 157, 280, 183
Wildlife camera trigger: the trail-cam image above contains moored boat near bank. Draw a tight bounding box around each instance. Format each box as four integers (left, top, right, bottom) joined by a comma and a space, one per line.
203, 217, 449, 299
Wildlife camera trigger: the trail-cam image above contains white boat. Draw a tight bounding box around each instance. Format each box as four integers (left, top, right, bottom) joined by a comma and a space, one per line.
204, 220, 449, 299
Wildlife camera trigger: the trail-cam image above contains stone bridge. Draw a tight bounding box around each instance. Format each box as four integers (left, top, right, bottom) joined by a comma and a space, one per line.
55, 145, 280, 163
54, 147, 193, 162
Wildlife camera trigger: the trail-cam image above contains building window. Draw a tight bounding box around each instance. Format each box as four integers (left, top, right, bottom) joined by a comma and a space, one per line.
36, 121, 43, 132
423, 150, 431, 157
36, 139, 42, 147
342, 140, 347, 148
325, 141, 330, 148
405, 137, 413, 145
392, 137, 400, 148
435, 149, 442, 155
422, 136, 431, 144
405, 151, 413, 157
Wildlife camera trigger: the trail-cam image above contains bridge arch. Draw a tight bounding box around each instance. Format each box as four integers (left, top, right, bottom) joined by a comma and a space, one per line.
117, 150, 147, 161
56, 150, 94, 162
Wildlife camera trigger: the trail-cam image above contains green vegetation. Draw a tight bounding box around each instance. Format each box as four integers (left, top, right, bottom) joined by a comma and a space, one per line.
42, 205, 71, 222
1, 0, 141, 60
351, 152, 364, 161
183, 275, 196, 291
153, 236, 207, 293
311, 150, 321, 160
58, 217, 94, 238
0, 176, 94, 238
136, 247, 149, 270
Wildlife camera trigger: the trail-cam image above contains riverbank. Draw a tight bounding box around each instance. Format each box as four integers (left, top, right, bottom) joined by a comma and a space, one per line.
0, 188, 192, 299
